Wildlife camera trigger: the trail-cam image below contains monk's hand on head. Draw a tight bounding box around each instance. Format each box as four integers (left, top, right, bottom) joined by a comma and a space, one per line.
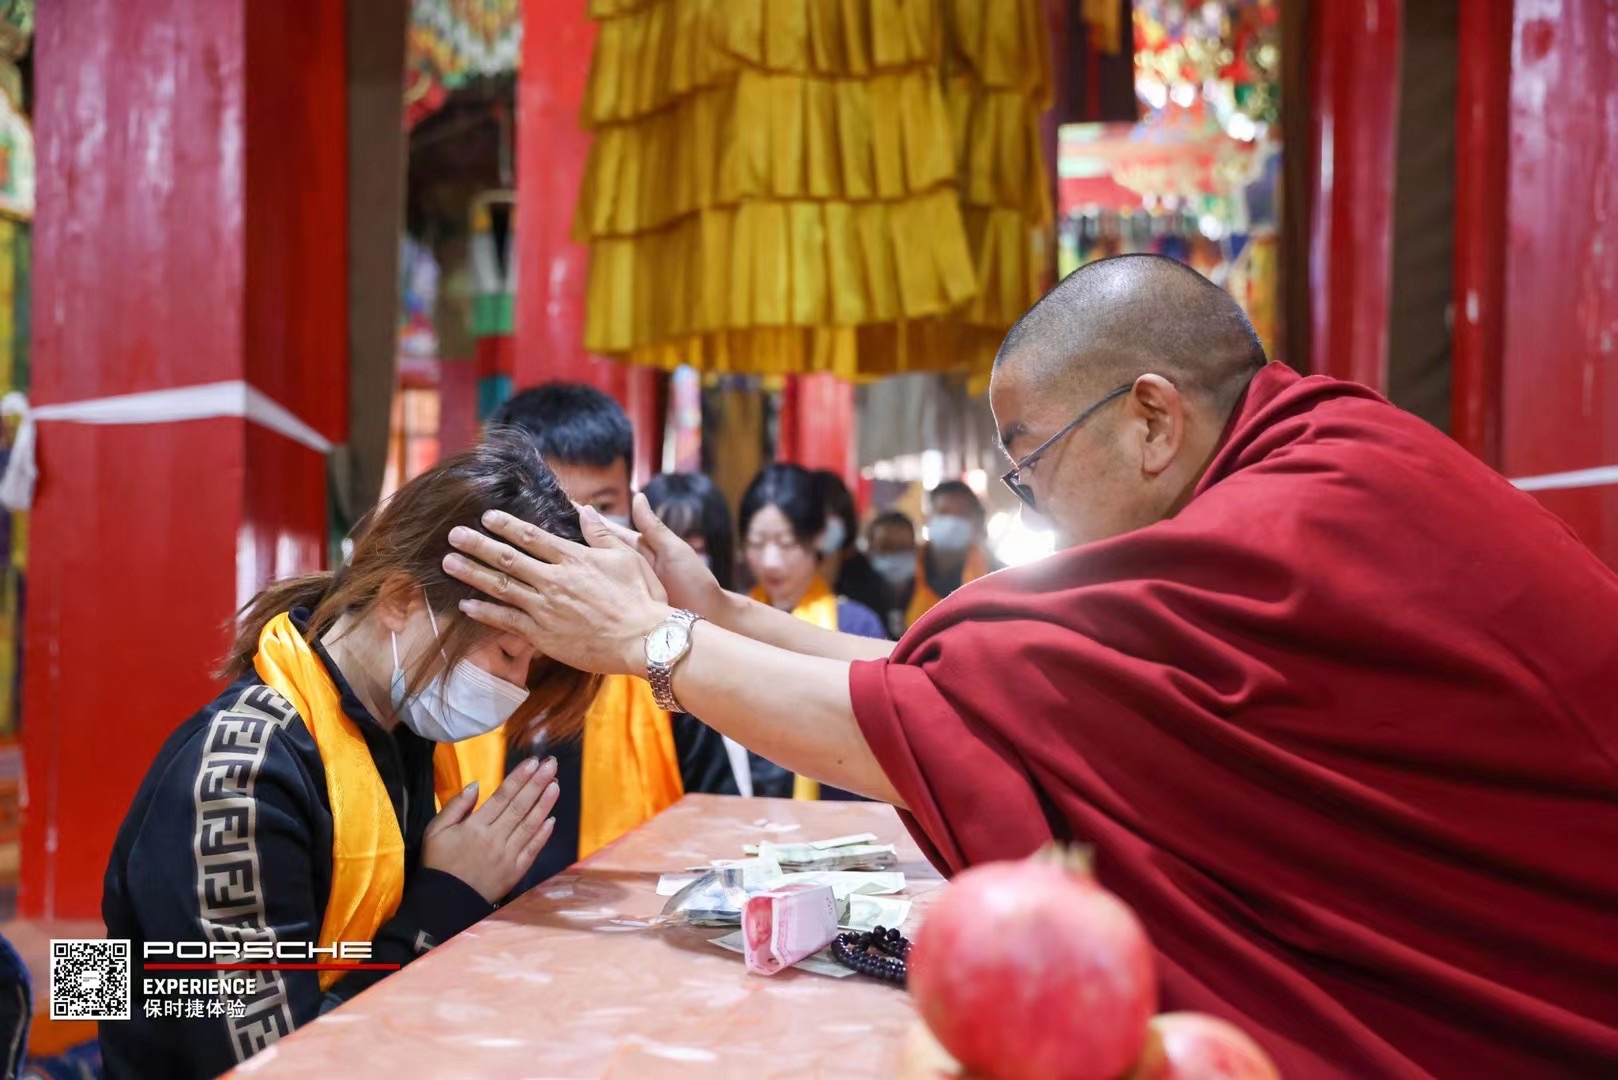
421, 755, 561, 904
443, 509, 670, 677
625, 492, 725, 619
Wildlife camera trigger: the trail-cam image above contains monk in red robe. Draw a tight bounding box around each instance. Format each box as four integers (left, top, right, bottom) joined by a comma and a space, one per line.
446, 255, 1618, 1078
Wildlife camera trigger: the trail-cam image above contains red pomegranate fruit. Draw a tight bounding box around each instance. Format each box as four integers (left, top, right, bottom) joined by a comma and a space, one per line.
908, 849, 1157, 1080
1126, 1012, 1281, 1080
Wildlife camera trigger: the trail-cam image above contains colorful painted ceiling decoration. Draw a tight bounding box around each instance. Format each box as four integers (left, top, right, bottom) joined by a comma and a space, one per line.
574, 0, 1052, 380
405, 0, 522, 129
1134, 0, 1280, 135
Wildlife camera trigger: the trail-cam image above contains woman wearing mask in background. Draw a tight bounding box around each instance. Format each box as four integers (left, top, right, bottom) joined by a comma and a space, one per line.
101, 431, 599, 1079
642, 472, 762, 798
811, 469, 889, 620
739, 464, 885, 800
906, 480, 1001, 629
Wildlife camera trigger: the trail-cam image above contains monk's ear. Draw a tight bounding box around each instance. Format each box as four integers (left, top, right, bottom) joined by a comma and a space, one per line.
1133, 374, 1184, 476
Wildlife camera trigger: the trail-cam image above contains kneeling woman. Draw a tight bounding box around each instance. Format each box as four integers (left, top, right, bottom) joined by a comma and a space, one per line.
101, 431, 600, 1079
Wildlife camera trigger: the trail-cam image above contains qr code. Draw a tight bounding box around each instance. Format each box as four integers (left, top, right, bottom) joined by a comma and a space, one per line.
50, 939, 131, 1021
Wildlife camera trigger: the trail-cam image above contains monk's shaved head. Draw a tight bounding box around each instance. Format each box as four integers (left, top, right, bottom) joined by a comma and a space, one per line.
995, 254, 1267, 410
990, 255, 1270, 548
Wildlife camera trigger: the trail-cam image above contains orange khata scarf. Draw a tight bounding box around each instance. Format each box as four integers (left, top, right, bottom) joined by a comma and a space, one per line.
578, 674, 683, 858
904, 543, 990, 630
750, 575, 840, 801
253, 612, 508, 990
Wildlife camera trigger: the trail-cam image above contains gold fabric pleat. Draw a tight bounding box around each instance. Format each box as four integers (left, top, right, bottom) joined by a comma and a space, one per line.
576, 0, 1050, 379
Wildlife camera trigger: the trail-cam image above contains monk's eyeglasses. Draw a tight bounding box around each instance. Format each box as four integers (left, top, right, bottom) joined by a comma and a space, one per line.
1000, 384, 1134, 510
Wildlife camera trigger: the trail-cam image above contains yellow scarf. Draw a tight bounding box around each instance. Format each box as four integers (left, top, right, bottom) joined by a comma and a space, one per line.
751, 576, 840, 800
904, 543, 990, 631
578, 674, 683, 858
253, 613, 507, 990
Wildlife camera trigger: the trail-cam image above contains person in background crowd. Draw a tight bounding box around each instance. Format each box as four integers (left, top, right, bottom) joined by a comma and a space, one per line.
489, 384, 680, 887
739, 463, 885, 800
864, 511, 919, 639
102, 433, 592, 1077
642, 472, 763, 797
906, 480, 999, 628
812, 469, 889, 619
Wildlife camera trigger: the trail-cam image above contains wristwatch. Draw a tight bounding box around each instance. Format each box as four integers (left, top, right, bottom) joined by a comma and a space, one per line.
645, 609, 701, 712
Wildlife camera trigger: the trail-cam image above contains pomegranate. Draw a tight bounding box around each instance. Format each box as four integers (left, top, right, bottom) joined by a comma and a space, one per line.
908, 849, 1157, 1080
1126, 1013, 1281, 1080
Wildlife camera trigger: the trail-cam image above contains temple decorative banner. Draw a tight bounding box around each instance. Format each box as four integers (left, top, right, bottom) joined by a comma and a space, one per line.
574, 0, 1052, 380
405, 0, 522, 128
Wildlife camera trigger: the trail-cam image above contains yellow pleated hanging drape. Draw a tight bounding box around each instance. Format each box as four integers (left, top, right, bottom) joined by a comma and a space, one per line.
575, 0, 1052, 381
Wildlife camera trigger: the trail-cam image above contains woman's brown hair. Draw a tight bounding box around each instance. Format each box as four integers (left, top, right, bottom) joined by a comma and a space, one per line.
221, 427, 601, 746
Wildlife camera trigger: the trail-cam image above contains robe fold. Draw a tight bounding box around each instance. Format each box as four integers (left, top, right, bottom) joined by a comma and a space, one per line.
850, 363, 1618, 1078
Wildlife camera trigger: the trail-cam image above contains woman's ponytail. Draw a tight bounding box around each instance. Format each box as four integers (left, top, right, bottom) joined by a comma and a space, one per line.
216, 572, 336, 681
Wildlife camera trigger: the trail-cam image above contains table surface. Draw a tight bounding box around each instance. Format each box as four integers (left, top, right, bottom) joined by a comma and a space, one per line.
235, 795, 945, 1079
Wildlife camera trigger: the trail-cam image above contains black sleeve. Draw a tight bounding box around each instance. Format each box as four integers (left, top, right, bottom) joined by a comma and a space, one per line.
321, 868, 492, 1010
122, 694, 331, 1078
122, 688, 493, 1076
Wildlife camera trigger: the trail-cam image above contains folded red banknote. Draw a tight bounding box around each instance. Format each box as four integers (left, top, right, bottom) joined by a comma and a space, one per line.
742, 883, 839, 975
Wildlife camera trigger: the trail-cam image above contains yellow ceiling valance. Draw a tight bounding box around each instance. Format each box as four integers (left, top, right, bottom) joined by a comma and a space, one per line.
575, 0, 1053, 379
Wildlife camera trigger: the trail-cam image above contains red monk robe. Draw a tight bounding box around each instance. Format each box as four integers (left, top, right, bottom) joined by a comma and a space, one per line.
851, 363, 1618, 1078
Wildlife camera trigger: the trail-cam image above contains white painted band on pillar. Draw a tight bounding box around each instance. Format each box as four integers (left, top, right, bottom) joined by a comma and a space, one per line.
0, 381, 332, 511
1510, 465, 1618, 492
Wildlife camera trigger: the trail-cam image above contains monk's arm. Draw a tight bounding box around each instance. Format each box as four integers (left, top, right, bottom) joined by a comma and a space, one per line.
706, 589, 896, 662
669, 619, 903, 806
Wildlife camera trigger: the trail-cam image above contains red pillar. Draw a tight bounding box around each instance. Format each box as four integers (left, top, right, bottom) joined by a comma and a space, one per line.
1306, 0, 1402, 390
514, 0, 663, 483
1497, 0, 1618, 567
1452, 0, 1513, 466
22, 0, 346, 918
777, 375, 857, 493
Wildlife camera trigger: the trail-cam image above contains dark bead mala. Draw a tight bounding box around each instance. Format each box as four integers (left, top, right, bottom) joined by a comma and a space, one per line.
831, 925, 911, 986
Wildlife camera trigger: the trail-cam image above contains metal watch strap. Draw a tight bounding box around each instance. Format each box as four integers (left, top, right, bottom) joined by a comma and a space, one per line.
647, 609, 700, 712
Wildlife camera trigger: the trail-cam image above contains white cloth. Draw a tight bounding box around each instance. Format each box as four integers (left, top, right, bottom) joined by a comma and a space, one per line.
0, 381, 332, 511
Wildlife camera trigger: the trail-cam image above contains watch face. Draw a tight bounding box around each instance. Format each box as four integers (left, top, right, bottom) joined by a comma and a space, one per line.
647, 622, 688, 664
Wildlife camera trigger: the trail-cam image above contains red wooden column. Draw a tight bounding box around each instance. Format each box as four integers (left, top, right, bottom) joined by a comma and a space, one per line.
1451, 0, 1513, 466
1305, 0, 1403, 390
1497, 0, 1618, 567
514, 0, 664, 485
21, 0, 346, 918
777, 375, 857, 493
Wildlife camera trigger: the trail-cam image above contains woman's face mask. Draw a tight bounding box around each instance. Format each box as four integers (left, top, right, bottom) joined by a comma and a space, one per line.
390, 595, 527, 743
818, 516, 848, 556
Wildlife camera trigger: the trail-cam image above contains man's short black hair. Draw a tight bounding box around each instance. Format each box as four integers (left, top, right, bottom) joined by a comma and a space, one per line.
928, 480, 986, 523
867, 511, 916, 540
489, 382, 633, 468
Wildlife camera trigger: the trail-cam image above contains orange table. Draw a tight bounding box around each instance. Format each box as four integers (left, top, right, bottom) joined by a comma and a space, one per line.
236, 795, 945, 1078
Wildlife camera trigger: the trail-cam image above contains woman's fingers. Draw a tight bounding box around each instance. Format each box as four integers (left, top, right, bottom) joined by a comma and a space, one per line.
480, 509, 580, 563
491, 756, 555, 829
475, 756, 537, 823
427, 781, 478, 836
517, 815, 557, 870
507, 779, 560, 859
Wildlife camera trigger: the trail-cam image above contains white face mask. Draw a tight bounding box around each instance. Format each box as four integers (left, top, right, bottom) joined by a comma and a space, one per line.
390, 597, 527, 743
928, 514, 975, 553
870, 551, 917, 586
818, 516, 848, 556
603, 514, 632, 531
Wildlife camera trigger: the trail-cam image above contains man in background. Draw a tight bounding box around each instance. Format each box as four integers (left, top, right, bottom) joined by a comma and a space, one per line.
489, 384, 681, 886
906, 481, 999, 628
864, 511, 918, 639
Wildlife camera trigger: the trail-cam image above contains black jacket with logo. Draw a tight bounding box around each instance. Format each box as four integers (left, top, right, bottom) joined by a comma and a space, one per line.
100, 613, 493, 1079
